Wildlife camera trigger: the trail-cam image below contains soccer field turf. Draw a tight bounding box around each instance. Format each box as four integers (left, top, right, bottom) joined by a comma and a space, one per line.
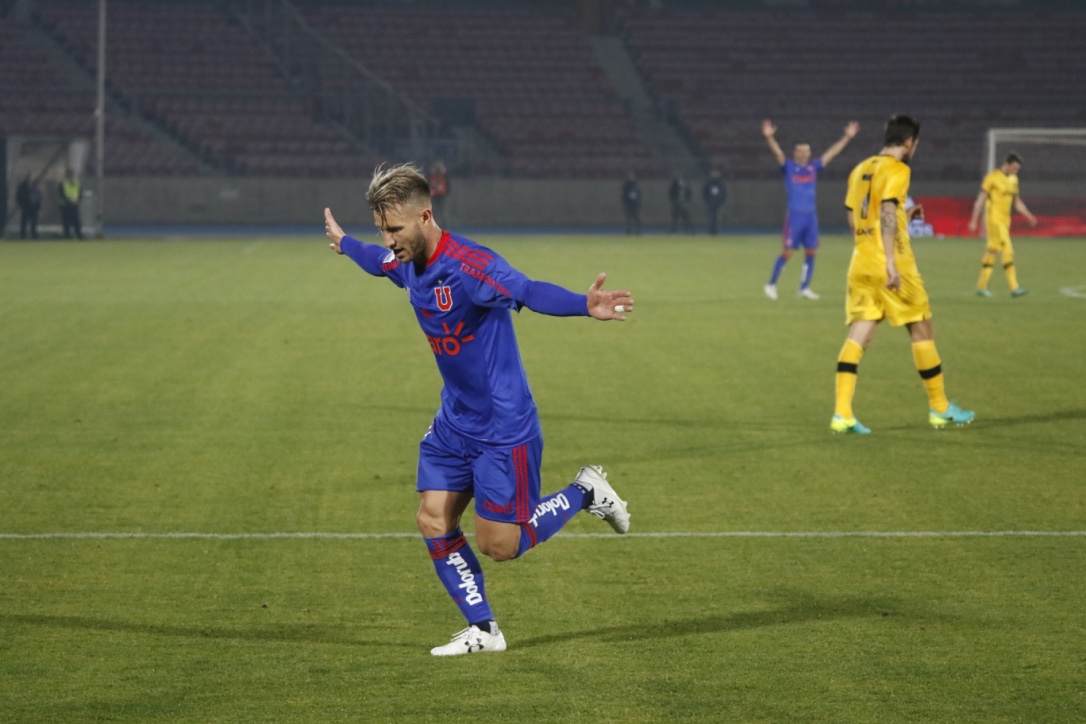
2, 234, 1084, 722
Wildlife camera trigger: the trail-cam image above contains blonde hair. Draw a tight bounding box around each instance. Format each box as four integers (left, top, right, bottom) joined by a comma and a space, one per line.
366, 163, 431, 217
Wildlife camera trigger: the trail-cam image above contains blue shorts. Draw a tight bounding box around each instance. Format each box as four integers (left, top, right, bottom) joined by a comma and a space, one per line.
417, 418, 542, 524
783, 212, 819, 251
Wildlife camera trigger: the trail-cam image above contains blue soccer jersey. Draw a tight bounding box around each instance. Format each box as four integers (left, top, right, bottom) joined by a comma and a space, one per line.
782, 158, 824, 215
341, 230, 548, 446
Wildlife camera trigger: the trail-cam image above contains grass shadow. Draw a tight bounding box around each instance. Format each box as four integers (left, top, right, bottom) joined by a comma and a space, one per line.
2, 613, 416, 649
516, 593, 905, 649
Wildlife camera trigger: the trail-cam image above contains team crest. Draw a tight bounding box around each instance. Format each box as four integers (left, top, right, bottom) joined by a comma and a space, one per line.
434, 285, 453, 312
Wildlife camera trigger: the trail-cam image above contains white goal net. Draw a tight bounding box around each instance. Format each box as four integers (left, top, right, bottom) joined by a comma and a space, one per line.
985, 128, 1086, 236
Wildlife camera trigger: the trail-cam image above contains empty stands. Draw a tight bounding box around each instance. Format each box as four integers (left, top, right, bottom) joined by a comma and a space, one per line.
618, 9, 1086, 180
33, 0, 380, 176
1, 12, 204, 176
303, 6, 665, 178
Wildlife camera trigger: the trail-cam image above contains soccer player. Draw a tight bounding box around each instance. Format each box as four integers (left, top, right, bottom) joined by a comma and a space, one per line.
967, 152, 1037, 297
831, 115, 974, 434
762, 119, 859, 301
324, 164, 632, 656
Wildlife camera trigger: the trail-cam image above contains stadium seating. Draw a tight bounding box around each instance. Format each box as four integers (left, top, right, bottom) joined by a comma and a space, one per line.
31, 0, 380, 176
9, 2, 1084, 182
0, 13, 205, 176
302, 6, 665, 178
617, 8, 1086, 180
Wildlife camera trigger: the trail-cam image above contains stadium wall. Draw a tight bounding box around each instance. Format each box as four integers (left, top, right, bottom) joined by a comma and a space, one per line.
96, 177, 984, 232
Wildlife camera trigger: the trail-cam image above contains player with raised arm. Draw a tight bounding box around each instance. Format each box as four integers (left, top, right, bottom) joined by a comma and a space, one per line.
968, 152, 1037, 298
324, 164, 632, 656
762, 119, 859, 301
831, 115, 974, 434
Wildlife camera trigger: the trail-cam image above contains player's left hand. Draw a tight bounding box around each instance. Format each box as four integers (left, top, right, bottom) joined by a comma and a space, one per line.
325, 207, 345, 253
1028, 214, 1038, 227
845, 121, 860, 138
587, 272, 634, 321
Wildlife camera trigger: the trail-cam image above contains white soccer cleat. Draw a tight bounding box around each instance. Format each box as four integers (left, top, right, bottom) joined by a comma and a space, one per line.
763, 284, 778, 300
430, 623, 507, 657
798, 288, 820, 300
575, 465, 630, 534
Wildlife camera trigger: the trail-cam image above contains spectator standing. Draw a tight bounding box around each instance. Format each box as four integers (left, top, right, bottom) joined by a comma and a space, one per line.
702, 168, 726, 235
621, 172, 642, 235
58, 168, 83, 239
16, 172, 42, 239
428, 160, 450, 221
668, 175, 693, 233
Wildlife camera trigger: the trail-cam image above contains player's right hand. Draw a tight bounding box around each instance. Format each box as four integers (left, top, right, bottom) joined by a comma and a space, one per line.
325, 207, 345, 253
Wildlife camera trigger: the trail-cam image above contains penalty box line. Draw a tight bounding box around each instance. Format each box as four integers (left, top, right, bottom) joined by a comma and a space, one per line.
1, 531, 1085, 540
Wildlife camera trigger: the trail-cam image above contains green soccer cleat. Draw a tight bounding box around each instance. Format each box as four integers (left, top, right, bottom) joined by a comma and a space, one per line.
929, 402, 975, 428
975, 289, 992, 297
830, 415, 871, 435
1011, 287, 1029, 297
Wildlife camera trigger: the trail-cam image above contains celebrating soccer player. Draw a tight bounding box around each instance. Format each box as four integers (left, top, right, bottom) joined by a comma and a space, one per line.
831, 115, 975, 435
324, 164, 632, 656
762, 119, 858, 301
968, 152, 1038, 298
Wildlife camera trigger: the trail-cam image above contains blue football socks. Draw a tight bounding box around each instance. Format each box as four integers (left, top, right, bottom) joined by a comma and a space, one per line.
800, 255, 815, 289
515, 483, 589, 557
424, 528, 494, 626
769, 255, 787, 285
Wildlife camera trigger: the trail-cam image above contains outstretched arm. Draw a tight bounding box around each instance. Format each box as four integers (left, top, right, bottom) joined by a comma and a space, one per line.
820, 121, 860, 166
520, 272, 633, 320
762, 120, 786, 166
967, 190, 987, 234
1014, 196, 1038, 226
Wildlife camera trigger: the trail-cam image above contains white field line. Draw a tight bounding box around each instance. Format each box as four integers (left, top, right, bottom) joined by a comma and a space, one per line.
1, 531, 1084, 540
1058, 285, 1086, 298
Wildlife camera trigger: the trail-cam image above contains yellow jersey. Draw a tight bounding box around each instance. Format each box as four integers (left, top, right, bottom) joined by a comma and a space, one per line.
981, 169, 1019, 227
844, 154, 913, 278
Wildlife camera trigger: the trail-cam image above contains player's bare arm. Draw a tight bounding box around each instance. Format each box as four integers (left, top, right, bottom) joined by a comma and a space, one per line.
325, 207, 346, 252
1015, 196, 1038, 226
762, 120, 786, 165
820, 121, 860, 166
967, 190, 988, 233
880, 200, 901, 290
586, 272, 634, 321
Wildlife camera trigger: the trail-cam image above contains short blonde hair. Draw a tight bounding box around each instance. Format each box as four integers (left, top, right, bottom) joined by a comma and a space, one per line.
366, 163, 430, 217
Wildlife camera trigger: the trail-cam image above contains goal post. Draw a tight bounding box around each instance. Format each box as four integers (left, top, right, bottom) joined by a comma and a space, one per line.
984, 128, 1086, 236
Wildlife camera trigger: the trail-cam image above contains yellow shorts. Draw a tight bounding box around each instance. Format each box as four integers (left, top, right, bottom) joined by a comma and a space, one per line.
986, 223, 1013, 255
845, 266, 932, 327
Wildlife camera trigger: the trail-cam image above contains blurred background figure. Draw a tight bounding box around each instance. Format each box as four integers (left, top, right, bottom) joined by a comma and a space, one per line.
58, 168, 83, 239
702, 168, 726, 235
668, 174, 693, 233
16, 172, 42, 239
428, 159, 449, 221
622, 171, 642, 235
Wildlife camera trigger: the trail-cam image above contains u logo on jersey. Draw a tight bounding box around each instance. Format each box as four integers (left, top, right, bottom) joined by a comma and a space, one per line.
434, 285, 453, 312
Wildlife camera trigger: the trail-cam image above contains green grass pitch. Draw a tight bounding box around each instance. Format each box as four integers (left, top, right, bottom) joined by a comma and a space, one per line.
2, 233, 1085, 722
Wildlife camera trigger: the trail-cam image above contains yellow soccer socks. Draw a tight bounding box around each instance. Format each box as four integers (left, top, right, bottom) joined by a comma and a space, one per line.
834, 339, 864, 419
912, 340, 949, 414
1003, 261, 1020, 292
